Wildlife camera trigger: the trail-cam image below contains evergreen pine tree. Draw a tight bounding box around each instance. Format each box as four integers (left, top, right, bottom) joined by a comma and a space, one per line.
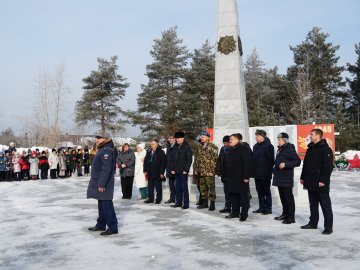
347, 42, 360, 127
287, 27, 345, 123
75, 56, 130, 136
128, 26, 190, 137
178, 40, 215, 136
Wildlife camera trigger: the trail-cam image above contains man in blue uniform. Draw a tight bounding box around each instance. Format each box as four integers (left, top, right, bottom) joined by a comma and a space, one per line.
87, 135, 118, 236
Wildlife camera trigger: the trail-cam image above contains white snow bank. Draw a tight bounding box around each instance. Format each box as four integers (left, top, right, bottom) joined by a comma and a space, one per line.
341, 150, 360, 160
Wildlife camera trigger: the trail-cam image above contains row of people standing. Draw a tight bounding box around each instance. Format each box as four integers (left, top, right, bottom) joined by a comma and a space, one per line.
116, 131, 193, 210
0, 146, 97, 181
105, 128, 333, 234
86, 128, 334, 236
147, 131, 193, 209
0, 150, 51, 181
217, 129, 334, 234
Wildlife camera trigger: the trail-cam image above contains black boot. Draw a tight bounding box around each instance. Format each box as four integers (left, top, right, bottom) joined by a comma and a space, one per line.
219, 208, 231, 213
197, 199, 208, 209
165, 199, 175, 204
144, 199, 154, 204
208, 201, 215, 211
196, 196, 202, 206
225, 213, 239, 219
282, 218, 295, 224
301, 223, 317, 229
274, 214, 286, 221
322, 228, 333, 235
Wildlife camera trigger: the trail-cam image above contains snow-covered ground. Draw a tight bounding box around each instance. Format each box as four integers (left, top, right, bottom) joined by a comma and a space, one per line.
0, 171, 359, 270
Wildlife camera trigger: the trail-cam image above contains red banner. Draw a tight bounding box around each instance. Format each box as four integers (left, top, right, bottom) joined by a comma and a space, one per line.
297, 124, 335, 160
206, 128, 214, 142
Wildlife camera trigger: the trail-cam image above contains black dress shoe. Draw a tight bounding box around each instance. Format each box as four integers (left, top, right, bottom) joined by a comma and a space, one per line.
144, 199, 154, 204
274, 215, 286, 221
171, 204, 182, 208
322, 228, 333, 235
165, 199, 175, 204
155, 201, 161, 204
282, 219, 295, 224
219, 208, 231, 213
225, 214, 239, 219
301, 223, 318, 229
88, 226, 106, 232
252, 209, 263, 214
261, 210, 272, 215
239, 217, 247, 222
181, 206, 189, 209
100, 230, 118, 236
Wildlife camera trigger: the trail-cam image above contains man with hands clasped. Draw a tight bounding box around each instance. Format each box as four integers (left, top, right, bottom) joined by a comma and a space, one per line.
300, 129, 334, 235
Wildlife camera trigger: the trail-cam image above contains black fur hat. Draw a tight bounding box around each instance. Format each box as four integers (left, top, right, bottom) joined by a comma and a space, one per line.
175, 131, 185, 138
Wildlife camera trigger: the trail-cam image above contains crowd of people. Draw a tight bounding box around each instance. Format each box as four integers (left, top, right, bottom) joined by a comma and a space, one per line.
0, 143, 97, 181
108, 128, 334, 236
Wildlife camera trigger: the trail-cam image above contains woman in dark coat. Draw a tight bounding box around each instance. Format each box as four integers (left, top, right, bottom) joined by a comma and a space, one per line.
273, 132, 301, 224
117, 143, 136, 199
223, 133, 252, 221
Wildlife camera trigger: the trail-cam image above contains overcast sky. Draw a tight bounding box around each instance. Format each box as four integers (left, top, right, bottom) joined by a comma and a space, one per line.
0, 0, 359, 137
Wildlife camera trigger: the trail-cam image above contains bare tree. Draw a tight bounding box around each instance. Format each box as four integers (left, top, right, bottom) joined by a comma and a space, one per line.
51, 63, 69, 145
30, 63, 70, 147
289, 57, 314, 124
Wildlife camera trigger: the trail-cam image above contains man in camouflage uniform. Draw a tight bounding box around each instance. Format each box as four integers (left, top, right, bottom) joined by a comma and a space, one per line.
193, 131, 218, 211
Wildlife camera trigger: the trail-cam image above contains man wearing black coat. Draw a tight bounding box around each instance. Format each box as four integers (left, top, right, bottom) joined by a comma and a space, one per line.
223, 133, 252, 222
273, 133, 301, 224
300, 129, 334, 235
216, 135, 231, 213
170, 131, 193, 210
165, 135, 176, 204
252, 129, 275, 215
87, 135, 118, 236
143, 139, 167, 204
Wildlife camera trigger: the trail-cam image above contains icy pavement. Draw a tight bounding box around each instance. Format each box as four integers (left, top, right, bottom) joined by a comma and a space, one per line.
0, 171, 359, 270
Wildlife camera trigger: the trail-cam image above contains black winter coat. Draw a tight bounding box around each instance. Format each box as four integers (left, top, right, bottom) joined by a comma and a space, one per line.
253, 137, 274, 180
171, 142, 193, 174
223, 143, 252, 193
216, 146, 230, 180
87, 140, 116, 200
273, 143, 301, 188
143, 146, 167, 181
300, 139, 334, 193
166, 143, 176, 178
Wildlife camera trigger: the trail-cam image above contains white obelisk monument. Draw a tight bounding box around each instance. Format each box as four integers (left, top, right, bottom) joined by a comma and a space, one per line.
213, 0, 249, 146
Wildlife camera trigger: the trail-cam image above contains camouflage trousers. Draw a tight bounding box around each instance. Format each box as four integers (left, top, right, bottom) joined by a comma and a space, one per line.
199, 176, 216, 202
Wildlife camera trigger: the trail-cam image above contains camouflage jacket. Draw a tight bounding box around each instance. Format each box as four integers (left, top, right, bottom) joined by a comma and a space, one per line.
193, 142, 218, 176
